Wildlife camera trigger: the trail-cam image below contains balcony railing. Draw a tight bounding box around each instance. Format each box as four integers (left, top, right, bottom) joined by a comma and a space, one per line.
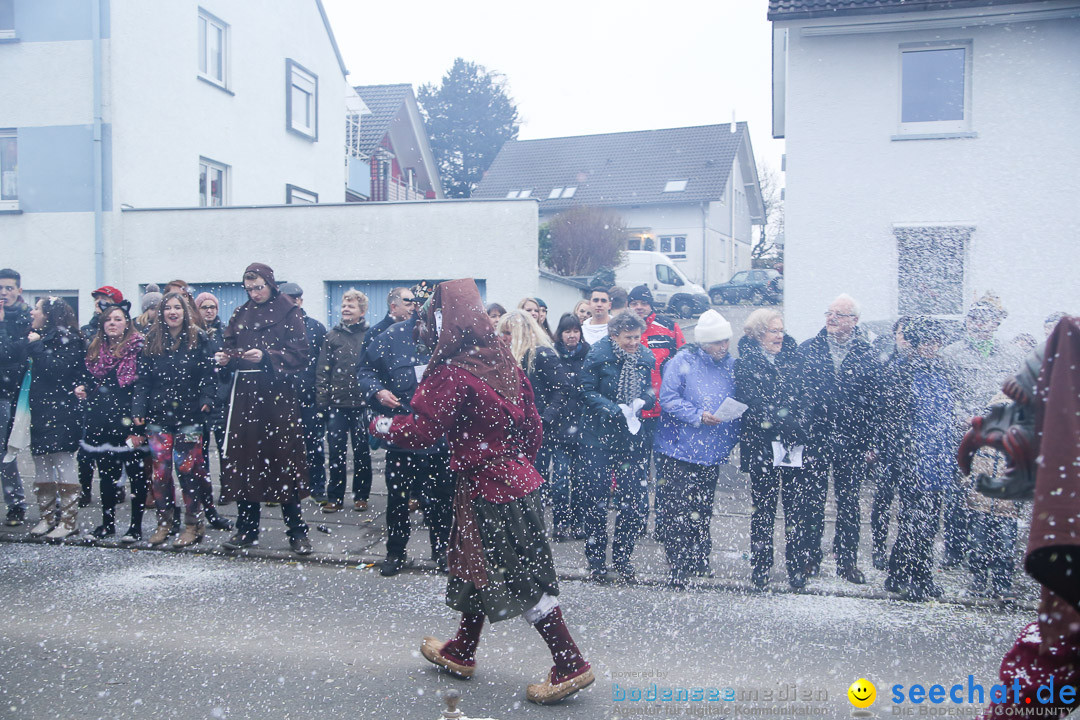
383, 176, 426, 201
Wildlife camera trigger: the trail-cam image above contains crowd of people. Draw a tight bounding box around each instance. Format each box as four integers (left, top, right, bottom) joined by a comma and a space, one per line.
0, 265, 1064, 603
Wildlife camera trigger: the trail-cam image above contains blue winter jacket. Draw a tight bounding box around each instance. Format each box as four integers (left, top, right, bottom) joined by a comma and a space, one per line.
654, 345, 740, 466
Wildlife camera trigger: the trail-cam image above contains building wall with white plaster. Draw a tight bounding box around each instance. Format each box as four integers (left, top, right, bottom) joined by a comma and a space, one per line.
776, 5, 1080, 341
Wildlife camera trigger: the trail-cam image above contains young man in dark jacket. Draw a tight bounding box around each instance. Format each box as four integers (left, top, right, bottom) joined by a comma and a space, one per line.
0, 268, 31, 525
280, 283, 328, 502
356, 310, 453, 575
796, 293, 882, 585
316, 289, 372, 512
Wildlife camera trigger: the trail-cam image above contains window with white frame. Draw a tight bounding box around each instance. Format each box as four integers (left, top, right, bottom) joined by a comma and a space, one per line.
547, 187, 563, 199
346, 113, 363, 158
286, 184, 317, 205
197, 9, 228, 88
899, 43, 972, 135
561, 186, 576, 198
0, 130, 16, 209
658, 235, 687, 258
663, 180, 688, 193
199, 157, 228, 207
286, 59, 318, 140
894, 225, 971, 315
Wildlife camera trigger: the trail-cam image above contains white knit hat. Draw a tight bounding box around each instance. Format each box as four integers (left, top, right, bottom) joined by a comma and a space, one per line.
695, 309, 733, 344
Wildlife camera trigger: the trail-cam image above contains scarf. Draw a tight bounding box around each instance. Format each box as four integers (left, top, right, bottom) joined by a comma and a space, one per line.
612, 342, 647, 405
86, 333, 144, 387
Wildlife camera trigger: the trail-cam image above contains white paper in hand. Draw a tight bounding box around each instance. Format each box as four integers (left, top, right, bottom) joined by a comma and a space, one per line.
714, 397, 749, 423
771, 441, 804, 468
618, 398, 647, 435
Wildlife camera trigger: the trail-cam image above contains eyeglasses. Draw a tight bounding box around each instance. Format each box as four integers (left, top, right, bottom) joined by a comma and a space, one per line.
199, 304, 218, 310
244, 284, 267, 294
824, 311, 857, 319
400, 298, 418, 305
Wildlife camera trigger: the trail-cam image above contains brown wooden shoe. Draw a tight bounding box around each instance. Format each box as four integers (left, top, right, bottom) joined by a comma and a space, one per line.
526, 666, 594, 705
420, 637, 474, 679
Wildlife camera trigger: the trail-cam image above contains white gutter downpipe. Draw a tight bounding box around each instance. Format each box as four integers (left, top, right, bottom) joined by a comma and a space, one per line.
92, 0, 104, 287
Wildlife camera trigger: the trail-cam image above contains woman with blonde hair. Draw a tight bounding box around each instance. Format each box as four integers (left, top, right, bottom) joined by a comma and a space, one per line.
498, 311, 576, 534
572, 300, 591, 325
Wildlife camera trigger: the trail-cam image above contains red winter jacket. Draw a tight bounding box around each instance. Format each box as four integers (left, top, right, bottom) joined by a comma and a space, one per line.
640, 312, 685, 419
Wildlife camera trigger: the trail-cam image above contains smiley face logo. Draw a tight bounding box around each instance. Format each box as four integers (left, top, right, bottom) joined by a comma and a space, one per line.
848, 678, 876, 708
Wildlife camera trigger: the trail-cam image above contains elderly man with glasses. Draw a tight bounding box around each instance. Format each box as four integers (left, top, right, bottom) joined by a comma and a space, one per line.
795, 293, 882, 585
365, 287, 417, 348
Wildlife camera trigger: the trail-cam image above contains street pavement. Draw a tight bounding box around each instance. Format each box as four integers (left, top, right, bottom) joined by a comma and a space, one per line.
0, 542, 1035, 719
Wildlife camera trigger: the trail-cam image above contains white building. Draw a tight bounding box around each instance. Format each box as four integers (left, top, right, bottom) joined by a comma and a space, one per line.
472, 124, 765, 289
1, 0, 352, 320
770, 0, 1080, 340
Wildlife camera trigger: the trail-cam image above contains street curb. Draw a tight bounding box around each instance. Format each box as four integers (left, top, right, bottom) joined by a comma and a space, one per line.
0, 533, 1034, 613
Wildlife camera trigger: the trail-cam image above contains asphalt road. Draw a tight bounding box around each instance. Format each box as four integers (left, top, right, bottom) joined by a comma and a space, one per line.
0, 544, 1033, 720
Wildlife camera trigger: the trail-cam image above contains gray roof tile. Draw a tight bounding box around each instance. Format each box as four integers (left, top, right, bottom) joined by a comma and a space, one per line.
768, 0, 1036, 20
473, 123, 748, 209
353, 84, 414, 157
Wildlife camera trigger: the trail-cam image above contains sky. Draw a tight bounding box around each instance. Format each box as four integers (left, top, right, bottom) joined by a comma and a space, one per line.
320, 0, 785, 175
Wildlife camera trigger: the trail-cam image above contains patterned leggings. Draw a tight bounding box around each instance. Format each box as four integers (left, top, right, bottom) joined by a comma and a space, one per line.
147, 432, 205, 525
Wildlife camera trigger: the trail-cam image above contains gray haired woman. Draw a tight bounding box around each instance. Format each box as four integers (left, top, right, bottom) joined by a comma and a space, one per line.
578, 311, 656, 583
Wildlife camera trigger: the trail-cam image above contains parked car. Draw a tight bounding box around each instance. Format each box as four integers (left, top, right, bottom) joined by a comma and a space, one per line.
709, 269, 783, 305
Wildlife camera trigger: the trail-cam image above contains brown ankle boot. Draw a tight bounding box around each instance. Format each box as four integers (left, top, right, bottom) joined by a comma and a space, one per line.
173, 521, 205, 548
147, 518, 172, 545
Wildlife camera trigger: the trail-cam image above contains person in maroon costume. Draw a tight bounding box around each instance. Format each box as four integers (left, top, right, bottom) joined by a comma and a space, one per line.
962, 317, 1080, 719
369, 278, 593, 705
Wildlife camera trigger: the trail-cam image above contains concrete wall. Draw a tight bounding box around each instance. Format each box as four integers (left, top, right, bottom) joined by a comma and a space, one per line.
778, 10, 1080, 341
84, 199, 540, 323
536, 276, 587, 323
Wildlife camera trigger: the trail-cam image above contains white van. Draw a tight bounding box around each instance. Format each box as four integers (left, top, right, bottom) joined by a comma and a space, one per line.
614, 251, 711, 318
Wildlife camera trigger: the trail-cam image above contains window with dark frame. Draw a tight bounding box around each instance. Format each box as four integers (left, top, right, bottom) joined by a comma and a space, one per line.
894, 225, 971, 316
0, 130, 16, 207
286, 184, 318, 205
286, 59, 318, 140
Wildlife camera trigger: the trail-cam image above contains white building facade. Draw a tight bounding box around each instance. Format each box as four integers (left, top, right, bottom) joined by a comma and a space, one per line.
771, 0, 1080, 340
1, 0, 350, 320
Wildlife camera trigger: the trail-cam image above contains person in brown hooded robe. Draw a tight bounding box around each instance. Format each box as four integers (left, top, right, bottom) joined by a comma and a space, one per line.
369, 278, 594, 705
970, 316, 1080, 718
215, 263, 312, 556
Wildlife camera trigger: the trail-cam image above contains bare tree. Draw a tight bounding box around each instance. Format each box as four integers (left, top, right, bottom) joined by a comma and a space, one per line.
544, 206, 628, 276
753, 161, 784, 266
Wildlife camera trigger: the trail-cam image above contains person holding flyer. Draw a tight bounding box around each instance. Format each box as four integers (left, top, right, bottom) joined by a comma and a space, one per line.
735, 309, 808, 590
652, 309, 740, 589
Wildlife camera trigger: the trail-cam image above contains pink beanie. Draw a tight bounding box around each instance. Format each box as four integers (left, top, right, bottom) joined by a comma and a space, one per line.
194, 292, 218, 308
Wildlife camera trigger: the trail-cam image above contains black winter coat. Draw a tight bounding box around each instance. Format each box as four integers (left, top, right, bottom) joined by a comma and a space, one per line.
27, 328, 86, 455
796, 327, 882, 452
0, 300, 31, 402
525, 346, 576, 446
132, 332, 216, 432
554, 340, 590, 446
579, 336, 656, 442
734, 334, 803, 473
293, 312, 327, 405
80, 356, 138, 451
317, 320, 368, 408
356, 317, 442, 454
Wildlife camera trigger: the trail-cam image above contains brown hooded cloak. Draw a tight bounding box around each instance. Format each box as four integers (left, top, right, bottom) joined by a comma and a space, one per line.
219, 262, 310, 503
419, 278, 520, 402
